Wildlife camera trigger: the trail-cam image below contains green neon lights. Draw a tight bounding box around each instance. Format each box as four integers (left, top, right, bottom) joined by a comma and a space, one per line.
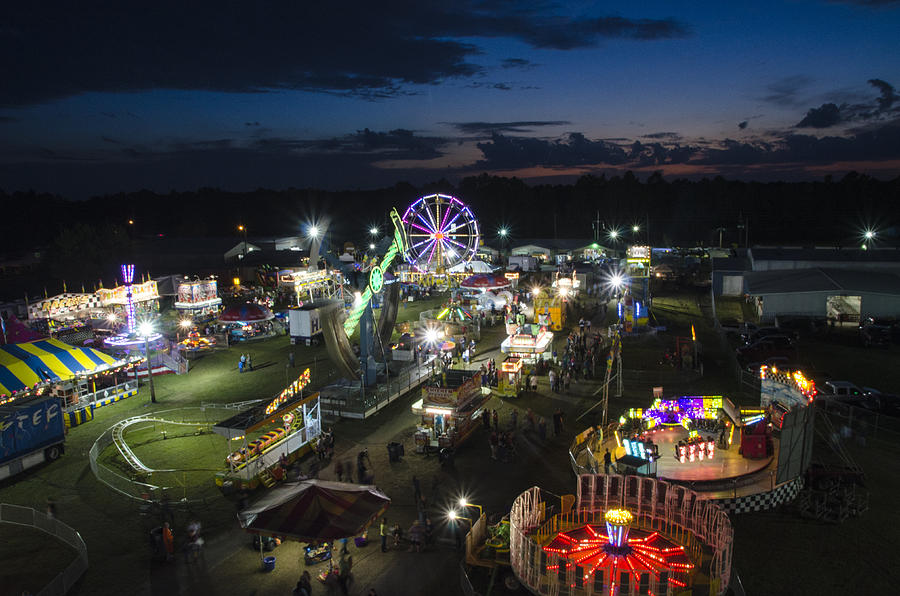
343, 208, 408, 337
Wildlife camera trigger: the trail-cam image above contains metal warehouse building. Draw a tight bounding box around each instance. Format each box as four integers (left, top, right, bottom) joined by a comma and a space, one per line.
745, 268, 900, 323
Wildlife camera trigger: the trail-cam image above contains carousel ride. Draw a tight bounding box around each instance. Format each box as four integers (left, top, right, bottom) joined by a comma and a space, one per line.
509, 475, 732, 596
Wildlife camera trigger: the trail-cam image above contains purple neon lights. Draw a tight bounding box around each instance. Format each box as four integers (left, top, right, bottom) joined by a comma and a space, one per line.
401, 194, 479, 270
122, 264, 136, 334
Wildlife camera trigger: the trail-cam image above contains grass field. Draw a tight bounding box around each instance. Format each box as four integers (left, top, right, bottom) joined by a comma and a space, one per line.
0, 525, 77, 596
0, 294, 450, 595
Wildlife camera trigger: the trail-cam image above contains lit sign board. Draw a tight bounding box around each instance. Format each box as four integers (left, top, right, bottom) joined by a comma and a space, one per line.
265, 368, 311, 415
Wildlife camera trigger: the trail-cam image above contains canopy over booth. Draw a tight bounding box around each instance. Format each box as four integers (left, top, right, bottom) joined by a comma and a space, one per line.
238, 479, 390, 541
219, 303, 274, 324
0, 339, 119, 397
448, 260, 493, 273
460, 273, 511, 291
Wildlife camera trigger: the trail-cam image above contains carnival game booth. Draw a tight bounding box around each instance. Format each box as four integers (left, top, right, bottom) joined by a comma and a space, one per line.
501, 324, 553, 363
174, 277, 222, 321
219, 302, 276, 342
533, 290, 565, 332
239, 479, 390, 572
411, 370, 488, 452
493, 356, 525, 398
0, 339, 139, 425
214, 369, 322, 490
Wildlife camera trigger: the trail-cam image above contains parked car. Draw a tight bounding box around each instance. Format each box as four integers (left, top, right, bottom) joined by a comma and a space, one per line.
736, 335, 796, 362
818, 380, 865, 399
741, 326, 787, 345
775, 315, 827, 338
720, 319, 758, 337
744, 356, 796, 374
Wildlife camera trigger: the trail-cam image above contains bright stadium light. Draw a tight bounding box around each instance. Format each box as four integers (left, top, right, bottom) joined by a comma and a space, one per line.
370, 227, 379, 236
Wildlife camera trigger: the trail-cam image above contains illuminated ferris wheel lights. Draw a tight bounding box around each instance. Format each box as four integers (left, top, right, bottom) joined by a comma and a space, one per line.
402, 194, 479, 271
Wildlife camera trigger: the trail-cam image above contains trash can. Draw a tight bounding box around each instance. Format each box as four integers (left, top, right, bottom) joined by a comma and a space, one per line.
263, 556, 276, 571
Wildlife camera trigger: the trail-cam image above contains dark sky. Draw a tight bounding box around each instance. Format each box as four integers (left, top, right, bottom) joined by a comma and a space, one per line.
1, 0, 899, 198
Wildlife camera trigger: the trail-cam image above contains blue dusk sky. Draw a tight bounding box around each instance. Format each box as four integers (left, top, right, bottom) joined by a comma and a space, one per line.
1, 1, 899, 198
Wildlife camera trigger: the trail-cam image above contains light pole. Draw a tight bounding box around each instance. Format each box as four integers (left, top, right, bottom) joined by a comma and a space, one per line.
139, 321, 157, 403
459, 498, 483, 519
237, 224, 248, 258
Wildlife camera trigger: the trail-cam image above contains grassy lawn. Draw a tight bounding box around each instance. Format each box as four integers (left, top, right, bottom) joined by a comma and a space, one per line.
0, 295, 448, 595
0, 525, 78, 596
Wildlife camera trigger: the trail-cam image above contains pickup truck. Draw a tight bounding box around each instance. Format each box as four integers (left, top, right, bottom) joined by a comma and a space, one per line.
818, 381, 864, 399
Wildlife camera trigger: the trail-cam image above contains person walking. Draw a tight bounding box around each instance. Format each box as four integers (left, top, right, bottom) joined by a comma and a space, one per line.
162, 522, 175, 562
344, 459, 354, 483
238, 353, 245, 373
413, 475, 422, 505
293, 571, 312, 596
335, 459, 344, 482
552, 409, 562, 436
288, 351, 295, 368
380, 517, 388, 552
338, 553, 353, 595
538, 417, 547, 440
246, 352, 253, 371
603, 448, 612, 474
492, 409, 499, 432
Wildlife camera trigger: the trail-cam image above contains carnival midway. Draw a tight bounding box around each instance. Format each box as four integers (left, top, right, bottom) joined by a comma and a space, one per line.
0, 192, 882, 596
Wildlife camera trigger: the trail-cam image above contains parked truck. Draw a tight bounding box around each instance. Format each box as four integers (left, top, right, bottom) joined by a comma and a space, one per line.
507, 255, 538, 272
288, 302, 325, 346
0, 396, 65, 481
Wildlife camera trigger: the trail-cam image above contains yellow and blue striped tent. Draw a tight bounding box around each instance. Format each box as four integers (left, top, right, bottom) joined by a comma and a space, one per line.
0, 339, 119, 396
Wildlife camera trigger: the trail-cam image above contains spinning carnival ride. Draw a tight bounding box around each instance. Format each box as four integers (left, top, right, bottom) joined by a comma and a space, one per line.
319, 209, 410, 385
402, 194, 479, 272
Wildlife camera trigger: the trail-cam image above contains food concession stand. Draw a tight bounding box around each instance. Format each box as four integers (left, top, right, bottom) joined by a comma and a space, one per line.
500, 324, 553, 363
411, 370, 488, 452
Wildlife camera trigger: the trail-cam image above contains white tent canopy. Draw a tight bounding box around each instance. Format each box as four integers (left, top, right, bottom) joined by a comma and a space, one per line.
448, 260, 494, 273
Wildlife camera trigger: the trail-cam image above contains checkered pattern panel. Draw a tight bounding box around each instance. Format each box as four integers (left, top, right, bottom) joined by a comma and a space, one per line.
28, 293, 103, 320
715, 476, 805, 514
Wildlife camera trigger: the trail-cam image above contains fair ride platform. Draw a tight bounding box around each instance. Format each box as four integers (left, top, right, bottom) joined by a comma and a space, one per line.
606, 426, 776, 485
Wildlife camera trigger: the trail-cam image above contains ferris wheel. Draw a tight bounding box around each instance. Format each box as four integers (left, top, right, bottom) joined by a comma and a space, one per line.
402, 194, 480, 271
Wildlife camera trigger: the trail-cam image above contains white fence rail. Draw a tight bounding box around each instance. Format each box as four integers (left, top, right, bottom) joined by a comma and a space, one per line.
0, 503, 88, 596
